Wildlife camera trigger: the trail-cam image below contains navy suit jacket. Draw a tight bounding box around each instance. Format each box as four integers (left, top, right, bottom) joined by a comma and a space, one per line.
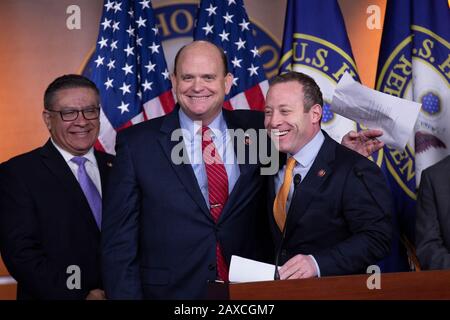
0, 140, 114, 299
268, 131, 392, 276
102, 106, 273, 300
416, 155, 450, 269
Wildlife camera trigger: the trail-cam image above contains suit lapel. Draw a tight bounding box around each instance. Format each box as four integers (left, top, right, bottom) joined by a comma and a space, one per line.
220, 109, 259, 220
157, 107, 211, 219
285, 132, 335, 237
39, 140, 100, 234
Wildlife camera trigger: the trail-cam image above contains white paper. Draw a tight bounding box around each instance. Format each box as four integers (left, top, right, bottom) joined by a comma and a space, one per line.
331, 72, 421, 150
229, 255, 276, 283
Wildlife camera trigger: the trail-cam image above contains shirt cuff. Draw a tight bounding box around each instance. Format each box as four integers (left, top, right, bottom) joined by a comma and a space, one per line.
309, 255, 321, 277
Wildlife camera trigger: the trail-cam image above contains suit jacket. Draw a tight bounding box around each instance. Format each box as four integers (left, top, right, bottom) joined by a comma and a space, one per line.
0, 140, 114, 299
416, 155, 450, 270
267, 131, 392, 276
102, 106, 273, 300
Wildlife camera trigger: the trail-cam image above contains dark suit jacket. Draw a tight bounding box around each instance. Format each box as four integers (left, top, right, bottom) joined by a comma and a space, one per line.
0, 140, 114, 299
102, 106, 273, 299
416, 155, 450, 270
268, 131, 392, 276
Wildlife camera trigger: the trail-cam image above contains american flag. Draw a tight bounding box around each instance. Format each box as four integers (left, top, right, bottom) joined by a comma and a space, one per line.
193, 0, 268, 111
85, 0, 175, 154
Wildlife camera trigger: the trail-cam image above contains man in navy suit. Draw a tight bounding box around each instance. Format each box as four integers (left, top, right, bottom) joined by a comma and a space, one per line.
101, 41, 387, 299
0, 75, 113, 299
416, 155, 450, 270
264, 72, 392, 279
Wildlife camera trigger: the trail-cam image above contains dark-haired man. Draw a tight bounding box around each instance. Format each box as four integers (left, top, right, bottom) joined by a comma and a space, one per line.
0, 74, 113, 299
264, 72, 392, 279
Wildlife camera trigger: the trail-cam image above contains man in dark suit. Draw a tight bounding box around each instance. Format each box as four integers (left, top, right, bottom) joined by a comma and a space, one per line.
416, 155, 450, 270
101, 40, 272, 300
0, 74, 113, 299
264, 72, 392, 279
102, 41, 387, 299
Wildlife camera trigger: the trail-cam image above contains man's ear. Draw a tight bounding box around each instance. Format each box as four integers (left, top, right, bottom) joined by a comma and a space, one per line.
170, 73, 177, 89
224, 73, 233, 95
42, 111, 51, 131
310, 104, 322, 124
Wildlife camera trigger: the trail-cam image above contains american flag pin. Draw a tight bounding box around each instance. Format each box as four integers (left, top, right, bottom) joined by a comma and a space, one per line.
244, 135, 252, 145
317, 169, 326, 177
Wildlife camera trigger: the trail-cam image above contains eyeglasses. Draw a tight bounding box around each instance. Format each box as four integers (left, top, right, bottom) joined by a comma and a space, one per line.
46, 107, 101, 121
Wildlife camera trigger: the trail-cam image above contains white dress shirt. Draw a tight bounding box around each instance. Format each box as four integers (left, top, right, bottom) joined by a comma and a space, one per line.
51, 140, 102, 196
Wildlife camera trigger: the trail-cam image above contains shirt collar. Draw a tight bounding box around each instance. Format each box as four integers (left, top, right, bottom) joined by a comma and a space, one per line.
290, 130, 325, 168
178, 108, 226, 142
50, 139, 97, 166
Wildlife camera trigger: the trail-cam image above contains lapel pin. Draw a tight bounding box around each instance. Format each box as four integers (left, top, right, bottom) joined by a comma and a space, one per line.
317, 169, 326, 177
107, 162, 113, 167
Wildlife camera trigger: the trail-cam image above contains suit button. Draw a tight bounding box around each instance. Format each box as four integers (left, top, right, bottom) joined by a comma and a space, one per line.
208, 263, 216, 271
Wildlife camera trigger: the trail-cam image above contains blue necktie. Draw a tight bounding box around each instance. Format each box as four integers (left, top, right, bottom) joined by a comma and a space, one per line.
71, 156, 102, 229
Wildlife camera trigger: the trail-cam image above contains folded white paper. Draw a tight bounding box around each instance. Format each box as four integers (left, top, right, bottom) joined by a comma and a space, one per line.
229, 255, 276, 283
331, 72, 421, 150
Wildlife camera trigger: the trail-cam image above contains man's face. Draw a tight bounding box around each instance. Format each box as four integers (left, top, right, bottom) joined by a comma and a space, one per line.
171, 42, 233, 125
264, 81, 322, 154
43, 87, 100, 156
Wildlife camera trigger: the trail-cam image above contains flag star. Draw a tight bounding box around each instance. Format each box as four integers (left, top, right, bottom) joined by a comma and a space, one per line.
140, 0, 151, 9
223, 12, 234, 24
113, 2, 122, 13
107, 59, 116, 70
152, 26, 159, 35
232, 77, 239, 86
104, 77, 114, 89
124, 44, 135, 57
251, 46, 260, 57
142, 80, 153, 91
218, 30, 230, 42
144, 61, 156, 73
239, 19, 250, 31
126, 25, 135, 37
202, 22, 214, 35
149, 42, 160, 54
228, 0, 236, 5
136, 36, 143, 46
162, 69, 170, 79
234, 37, 246, 50
122, 63, 133, 75
94, 55, 104, 67
98, 37, 108, 49
137, 90, 142, 99
205, 4, 217, 16
136, 16, 147, 28
101, 18, 111, 30
104, 0, 114, 11
110, 40, 118, 51
128, 9, 134, 17
231, 56, 242, 68
112, 21, 120, 32
247, 64, 259, 76
119, 82, 131, 95
117, 101, 130, 114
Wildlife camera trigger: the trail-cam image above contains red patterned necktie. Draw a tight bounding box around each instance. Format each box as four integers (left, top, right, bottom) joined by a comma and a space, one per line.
201, 126, 229, 281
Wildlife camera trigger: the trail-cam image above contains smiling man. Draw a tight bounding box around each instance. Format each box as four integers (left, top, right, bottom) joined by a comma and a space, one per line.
0, 74, 114, 299
101, 40, 273, 299
264, 72, 392, 279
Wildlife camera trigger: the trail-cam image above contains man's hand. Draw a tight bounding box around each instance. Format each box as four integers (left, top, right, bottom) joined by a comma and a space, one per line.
86, 289, 106, 300
279, 254, 318, 280
341, 129, 384, 157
